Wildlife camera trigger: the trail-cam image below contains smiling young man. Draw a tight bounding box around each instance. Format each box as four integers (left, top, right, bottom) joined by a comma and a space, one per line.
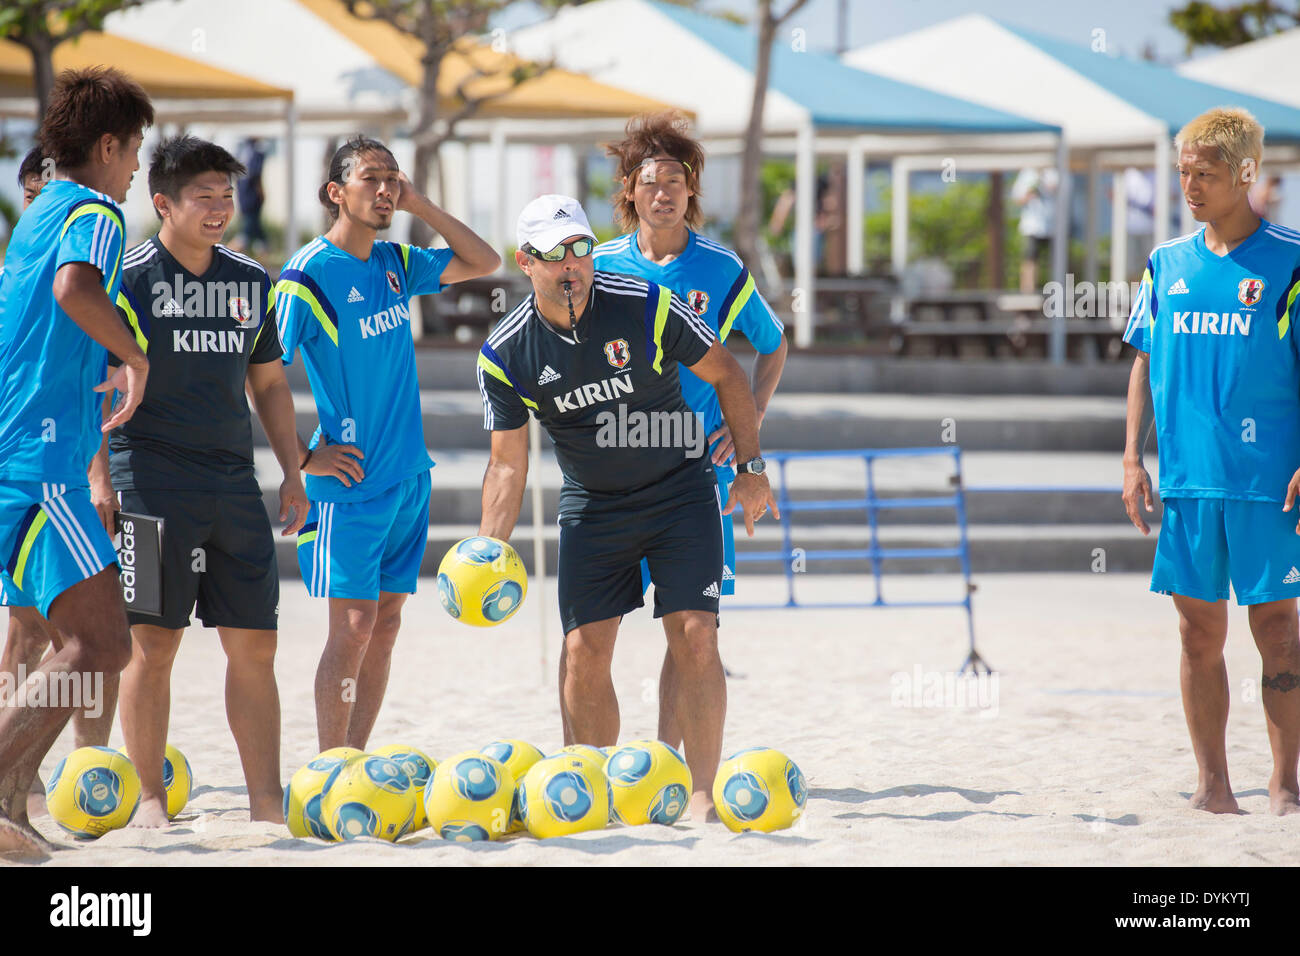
109, 135, 310, 826
0, 67, 153, 858
1122, 107, 1300, 815
593, 112, 788, 750
277, 136, 499, 752
477, 195, 779, 820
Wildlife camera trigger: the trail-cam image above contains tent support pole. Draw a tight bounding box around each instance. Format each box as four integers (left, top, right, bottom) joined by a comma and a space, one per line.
794, 119, 816, 348
847, 136, 866, 276
890, 157, 908, 321
1110, 164, 1128, 285
1153, 134, 1171, 245
1049, 134, 1071, 364
284, 100, 297, 258
1084, 151, 1099, 286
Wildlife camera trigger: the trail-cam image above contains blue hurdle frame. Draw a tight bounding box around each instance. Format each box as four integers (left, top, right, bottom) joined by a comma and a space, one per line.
731, 447, 990, 674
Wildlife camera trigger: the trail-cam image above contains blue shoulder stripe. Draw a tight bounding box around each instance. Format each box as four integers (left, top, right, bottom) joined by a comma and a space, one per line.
277, 268, 340, 325
480, 342, 536, 403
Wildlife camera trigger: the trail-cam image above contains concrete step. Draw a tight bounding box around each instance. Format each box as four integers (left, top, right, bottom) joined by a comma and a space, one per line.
273, 520, 1158, 579
284, 349, 1134, 396
254, 391, 1132, 453
249, 448, 1156, 528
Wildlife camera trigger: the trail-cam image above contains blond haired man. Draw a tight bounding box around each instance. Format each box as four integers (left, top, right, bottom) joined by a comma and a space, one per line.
1123, 107, 1300, 814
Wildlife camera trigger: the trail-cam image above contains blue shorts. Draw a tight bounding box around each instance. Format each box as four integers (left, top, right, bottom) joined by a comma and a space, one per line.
297, 472, 431, 600
1, 570, 34, 608
640, 463, 735, 597
0, 482, 118, 617
1152, 496, 1300, 605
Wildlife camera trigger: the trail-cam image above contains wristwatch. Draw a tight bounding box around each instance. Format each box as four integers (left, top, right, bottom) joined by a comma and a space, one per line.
737, 457, 766, 476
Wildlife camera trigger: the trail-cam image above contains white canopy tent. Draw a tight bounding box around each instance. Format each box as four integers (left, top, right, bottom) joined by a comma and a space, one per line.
510, 0, 1060, 348
845, 13, 1300, 308
105, 0, 685, 257
1177, 28, 1300, 107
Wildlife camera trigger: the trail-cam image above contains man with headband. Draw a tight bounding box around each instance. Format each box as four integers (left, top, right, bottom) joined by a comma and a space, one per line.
476, 194, 779, 821
594, 111, 788, 752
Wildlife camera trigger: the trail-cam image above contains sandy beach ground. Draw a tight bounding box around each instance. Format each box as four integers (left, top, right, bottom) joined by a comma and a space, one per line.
10, 571, 1300, 866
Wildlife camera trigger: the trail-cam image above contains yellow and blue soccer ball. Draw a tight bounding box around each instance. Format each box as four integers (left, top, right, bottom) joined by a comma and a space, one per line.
481, 739, 544, 833
45, 746, 142, 839
284, 746, 364, 840
604, 740, 692, 826
371, 745, 437, 832
424, 751, 514, 842
120, 743, 193, 820
712, 748, 807, 833
320, 753, 418, 842
437, 536, 527, 627
520, 755, 610, 839
555, 744, 608, 766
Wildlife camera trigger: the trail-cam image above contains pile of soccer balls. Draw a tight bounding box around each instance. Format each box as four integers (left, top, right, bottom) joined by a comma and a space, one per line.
45, 743, 194, 839
284, 740, 806, 843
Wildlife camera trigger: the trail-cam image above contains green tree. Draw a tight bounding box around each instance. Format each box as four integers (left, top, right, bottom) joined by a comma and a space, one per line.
0, 0, 153, 115
1167, 0, 1300, 52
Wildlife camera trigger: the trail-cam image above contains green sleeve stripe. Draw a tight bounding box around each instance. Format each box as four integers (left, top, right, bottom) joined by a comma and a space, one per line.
399, 243, 411, 276
275, 280, 338, 346
115, 291, 149, 353
12, 510, 48, 591
651, 285, 671, 374
719, 273, 756, 343
296, 530, 317, 548
1280, 280, 1300, 340
477, 352, 539, 410
61, 204, 125, 291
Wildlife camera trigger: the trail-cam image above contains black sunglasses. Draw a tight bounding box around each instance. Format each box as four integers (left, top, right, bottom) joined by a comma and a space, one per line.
524, 237, 594, 262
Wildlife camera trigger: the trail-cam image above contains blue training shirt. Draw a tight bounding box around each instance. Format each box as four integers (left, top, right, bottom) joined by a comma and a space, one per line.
593, 230, 784, 475
0, 180, 126, 485
1123, 220, 1300, 502
275, 236, 452, 503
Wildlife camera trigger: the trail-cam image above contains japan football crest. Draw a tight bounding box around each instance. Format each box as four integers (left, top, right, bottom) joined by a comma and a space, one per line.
687, 289, 710, 315
386, 270, 401, 295
229, 296, 256, 327
1238, 277, 1264, 307
604, 338, 631, 369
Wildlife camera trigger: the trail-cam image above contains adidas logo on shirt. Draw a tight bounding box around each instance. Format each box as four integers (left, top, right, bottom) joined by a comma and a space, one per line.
722, 564, 734, 581
161, 298, 184, 316
347, 286, 364, 303
1167, 278, 1189, 295
703, 581, 720, 598
538, 365, 561, 385
1284, 567, 1300, 585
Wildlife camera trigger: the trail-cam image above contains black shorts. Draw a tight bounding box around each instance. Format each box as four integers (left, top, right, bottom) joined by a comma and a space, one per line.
557, 478, 723, 633
117, 488, 278, 631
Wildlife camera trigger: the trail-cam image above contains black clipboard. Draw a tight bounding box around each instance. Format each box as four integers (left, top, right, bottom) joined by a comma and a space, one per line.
114, 511, 164, 616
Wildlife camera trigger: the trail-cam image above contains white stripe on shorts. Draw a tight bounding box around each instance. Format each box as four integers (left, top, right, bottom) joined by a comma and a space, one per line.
41, 497, 95, 580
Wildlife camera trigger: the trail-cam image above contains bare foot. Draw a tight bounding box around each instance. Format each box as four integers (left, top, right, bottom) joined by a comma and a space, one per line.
1268, 780, 1300, 816
684, 792, 718, 823
129, 795, 171, 829
1189, 787, 1240, 814
0, 816, 51, 861
25, 789, 47, 819
250, 790, 285, 825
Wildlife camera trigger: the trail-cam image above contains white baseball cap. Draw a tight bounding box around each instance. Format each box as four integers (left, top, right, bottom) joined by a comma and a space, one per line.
516, 194, 597, 254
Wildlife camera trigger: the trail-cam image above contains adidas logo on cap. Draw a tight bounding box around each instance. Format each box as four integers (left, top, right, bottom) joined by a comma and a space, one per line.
703, 581, 720, 598
1284, 566, 1300, 585
553, 209, 571, 220
347, 286, 364, 303
1167, 278, 1189, 295
538, 365, 561, 385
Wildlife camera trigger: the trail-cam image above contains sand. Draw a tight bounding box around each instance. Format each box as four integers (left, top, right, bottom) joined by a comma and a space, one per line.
9, 571, 1300, 867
